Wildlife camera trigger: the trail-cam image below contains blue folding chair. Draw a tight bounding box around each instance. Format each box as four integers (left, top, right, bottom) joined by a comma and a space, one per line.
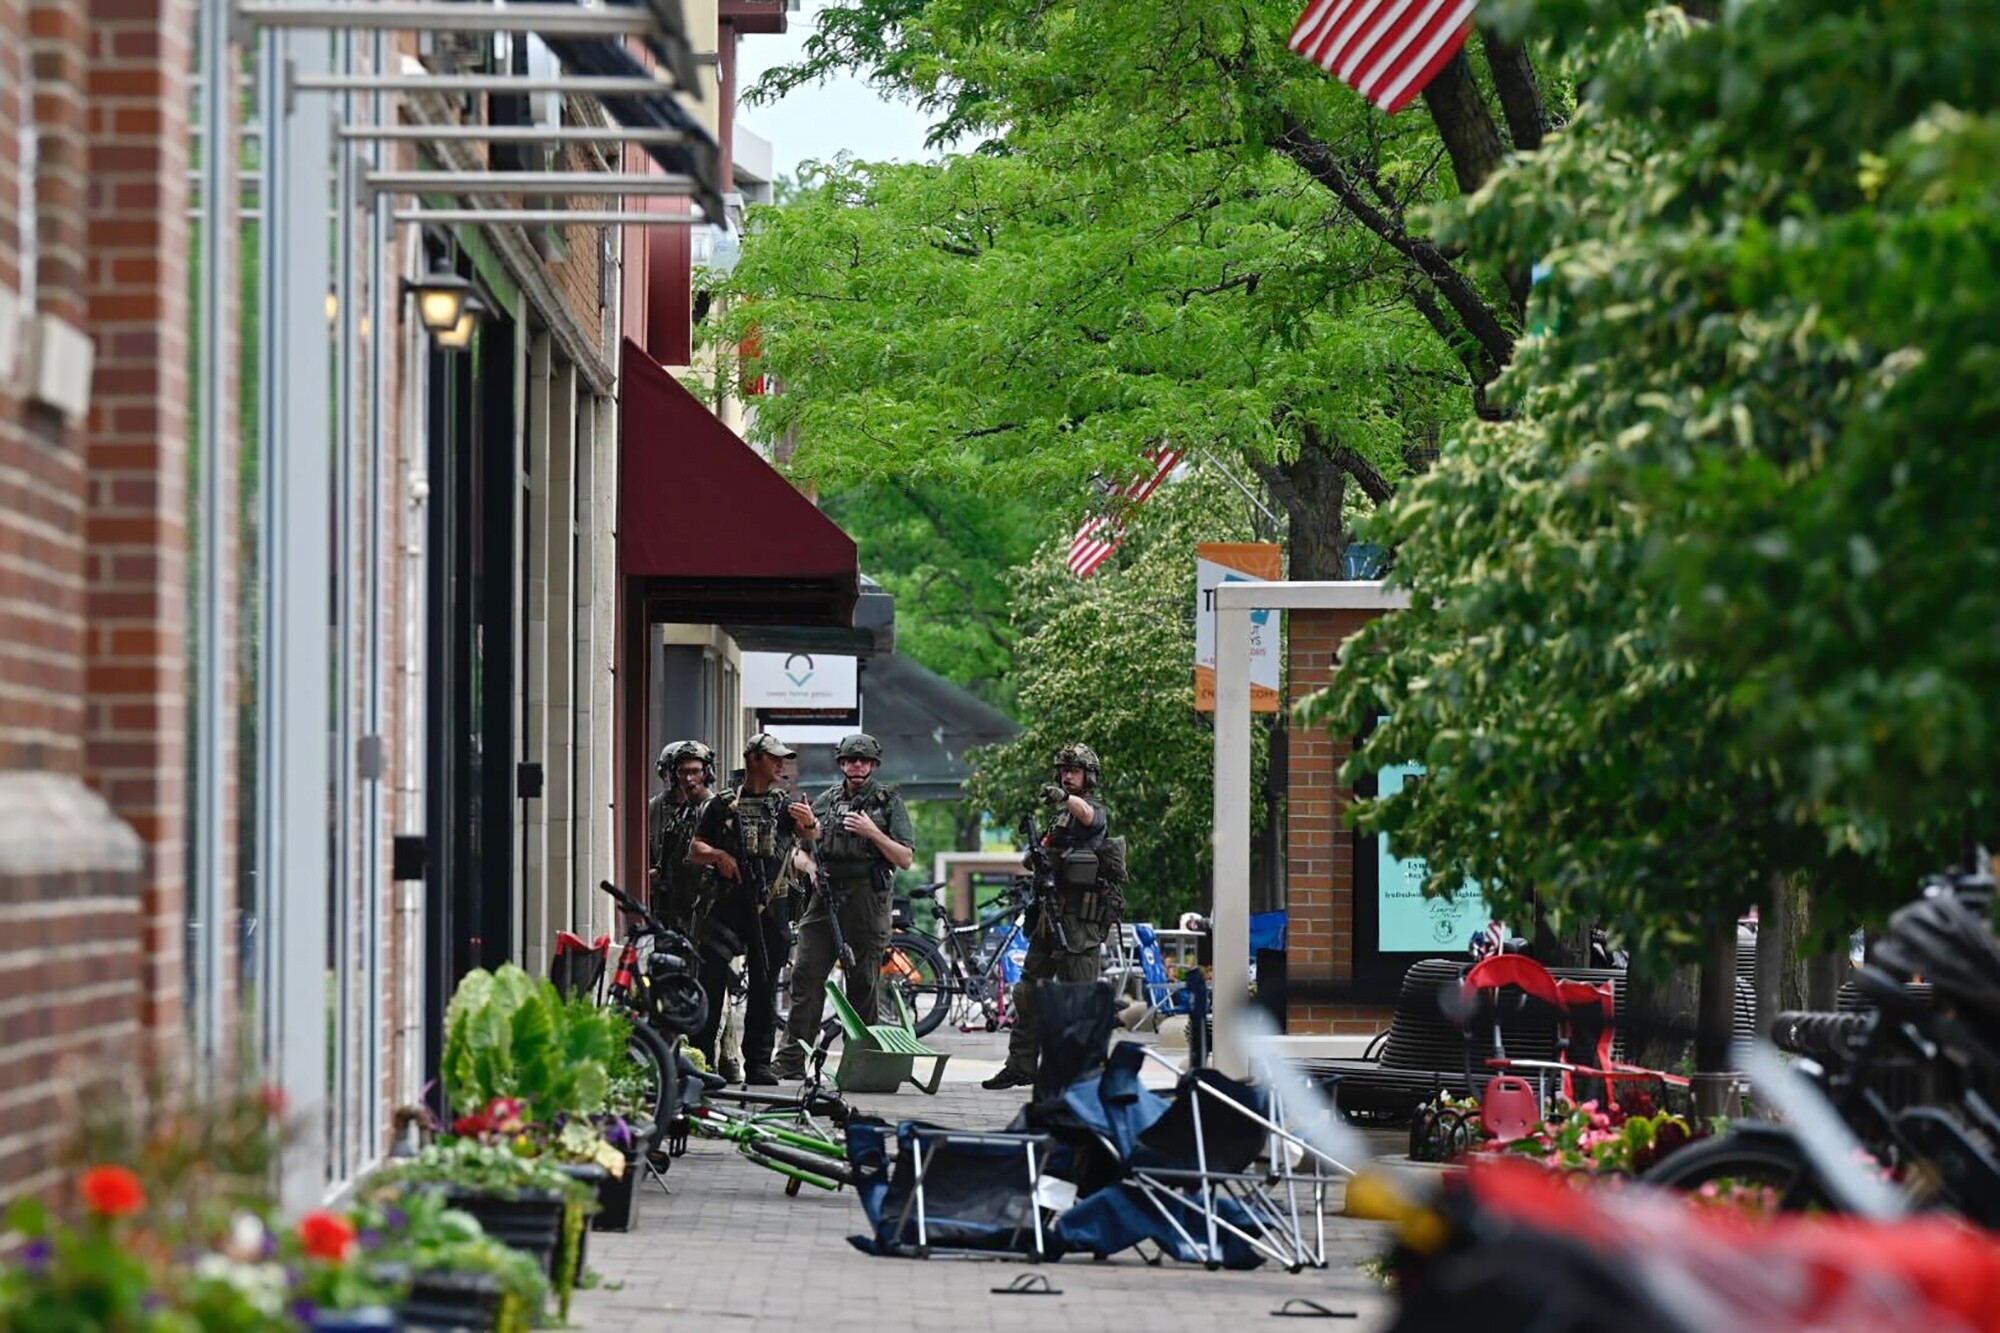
1132, 923, 1194, 1031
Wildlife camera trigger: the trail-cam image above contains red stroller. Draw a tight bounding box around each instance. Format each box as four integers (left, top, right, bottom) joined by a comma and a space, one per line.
1457, 954, 1689, 1141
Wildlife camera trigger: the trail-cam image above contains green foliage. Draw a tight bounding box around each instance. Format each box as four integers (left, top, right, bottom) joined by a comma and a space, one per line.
442, 965, 627, 1122
363, 1143, 596, 1208
966, 468, 1267, 921
346, 1192, 549, 1333
1313, 0, 1992, 959
820, 483, 1039, 709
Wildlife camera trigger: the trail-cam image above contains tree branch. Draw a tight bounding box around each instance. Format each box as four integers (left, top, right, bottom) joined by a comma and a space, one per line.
1306, 423, 1396, 505
1273, 117, 1516, 383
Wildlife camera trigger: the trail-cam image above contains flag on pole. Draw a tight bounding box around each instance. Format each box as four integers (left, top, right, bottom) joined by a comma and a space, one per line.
1288, 0, 1478, 115
1066, 446, 1185, 579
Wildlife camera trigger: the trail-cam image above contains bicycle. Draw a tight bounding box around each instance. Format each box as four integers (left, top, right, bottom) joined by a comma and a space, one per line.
680, 1018, 859, 1196
1641, 860, 2000, 1224
552, 881, 712, 1155
881, 880, 1028, 1039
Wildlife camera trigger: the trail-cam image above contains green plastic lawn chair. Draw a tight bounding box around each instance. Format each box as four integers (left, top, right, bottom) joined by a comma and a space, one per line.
823, 979, 951, 1095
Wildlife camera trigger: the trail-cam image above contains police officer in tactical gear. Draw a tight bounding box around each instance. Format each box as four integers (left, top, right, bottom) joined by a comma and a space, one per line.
648, 740, 717, 935
690, 732, 821, 1084
984, 742, 1114, 1090
771, 732, 915, 1080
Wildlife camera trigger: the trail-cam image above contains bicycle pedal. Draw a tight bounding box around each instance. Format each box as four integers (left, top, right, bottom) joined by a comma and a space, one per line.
991, 1273, 1061, 1296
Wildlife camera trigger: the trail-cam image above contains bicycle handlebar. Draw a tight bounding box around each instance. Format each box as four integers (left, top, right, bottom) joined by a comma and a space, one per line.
599, 879, 666, 934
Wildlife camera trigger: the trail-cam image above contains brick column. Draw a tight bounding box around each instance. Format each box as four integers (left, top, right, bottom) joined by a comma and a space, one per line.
1285, 606, 1393, 1033
0, 0, 147, 1201
83, 0, 194, 1047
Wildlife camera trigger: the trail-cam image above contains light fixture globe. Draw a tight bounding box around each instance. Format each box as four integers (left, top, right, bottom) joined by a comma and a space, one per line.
433, 295, 489, 352
408, 270, 474, 334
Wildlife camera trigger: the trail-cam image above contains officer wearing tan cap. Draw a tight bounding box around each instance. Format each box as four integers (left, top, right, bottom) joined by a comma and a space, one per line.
690, 732, 821, 1084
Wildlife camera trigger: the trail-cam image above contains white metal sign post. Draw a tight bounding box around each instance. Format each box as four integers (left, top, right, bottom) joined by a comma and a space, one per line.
1210, 580, 1409, 1077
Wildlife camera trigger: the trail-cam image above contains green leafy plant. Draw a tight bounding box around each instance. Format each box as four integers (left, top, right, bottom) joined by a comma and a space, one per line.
361, 1144, 595, 1323
440, 965, 626, 1127
346, 1191, 550, 1333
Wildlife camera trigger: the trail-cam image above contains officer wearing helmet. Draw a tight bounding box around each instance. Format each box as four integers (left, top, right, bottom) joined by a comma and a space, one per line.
771, 732, 915, 1080
984, 741, 1112, 1090
648, 740, 718, 935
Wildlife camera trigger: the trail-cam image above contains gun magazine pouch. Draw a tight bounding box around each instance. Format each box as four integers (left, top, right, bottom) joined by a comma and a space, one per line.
1057, 850, 1100, 891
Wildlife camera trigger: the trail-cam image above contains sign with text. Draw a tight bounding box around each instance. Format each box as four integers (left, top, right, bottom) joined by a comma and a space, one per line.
1372, 752, 1492, 953
743, 652, 859, 724
1195, 542, 1283, 712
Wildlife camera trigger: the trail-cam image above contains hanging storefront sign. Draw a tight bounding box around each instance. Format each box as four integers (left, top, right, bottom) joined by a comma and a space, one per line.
744, 651, 860, 725
1195, 542, 1283, 711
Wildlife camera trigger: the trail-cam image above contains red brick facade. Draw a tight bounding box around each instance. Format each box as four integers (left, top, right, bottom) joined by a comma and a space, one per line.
0, 0, 190, 1198
1285, 606, 1394, 1034
83, 0, 194, 1048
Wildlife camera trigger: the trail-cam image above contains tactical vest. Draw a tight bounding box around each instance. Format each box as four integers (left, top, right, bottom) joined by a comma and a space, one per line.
1047, 800, 1118, 927
714, 786, 795, 896
817, 780, 898, 889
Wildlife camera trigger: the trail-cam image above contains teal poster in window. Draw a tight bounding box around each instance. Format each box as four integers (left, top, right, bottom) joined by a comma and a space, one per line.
1375, 757, 1492, 952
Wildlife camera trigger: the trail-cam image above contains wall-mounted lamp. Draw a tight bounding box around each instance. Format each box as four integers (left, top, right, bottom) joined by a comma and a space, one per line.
403, 270, 476, 337
431, 295, 489, 352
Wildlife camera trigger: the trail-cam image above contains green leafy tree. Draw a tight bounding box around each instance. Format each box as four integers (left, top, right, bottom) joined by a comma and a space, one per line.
966, 468, 1268, 921
715, 0, 1584, 577
819, 482, 1039, 710
1312, 1, 1987, 967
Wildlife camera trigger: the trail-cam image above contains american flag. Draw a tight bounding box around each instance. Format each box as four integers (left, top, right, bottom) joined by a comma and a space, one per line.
1066, 446, 1185, 579
1289, 0, 1478, 115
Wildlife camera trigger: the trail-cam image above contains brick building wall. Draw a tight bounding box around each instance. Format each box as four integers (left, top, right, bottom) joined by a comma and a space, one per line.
83, 0, 194, 1049
1285, 606, 1395, 1034
0, 0, 189, 1200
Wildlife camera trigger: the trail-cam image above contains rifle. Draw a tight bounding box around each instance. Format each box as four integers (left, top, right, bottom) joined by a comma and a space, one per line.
1016, 813, 1069, 952
812, 858, 857, 971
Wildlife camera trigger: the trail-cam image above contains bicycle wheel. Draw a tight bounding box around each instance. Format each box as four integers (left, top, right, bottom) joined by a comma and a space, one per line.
1640, 1129, 1834, 1211
619, 1021, 678, 1154
883, 932, 952, 1038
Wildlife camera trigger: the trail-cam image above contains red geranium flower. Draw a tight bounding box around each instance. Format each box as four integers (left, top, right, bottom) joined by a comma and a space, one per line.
80, 1165, 146, 1217
298, 1209, 357, 1262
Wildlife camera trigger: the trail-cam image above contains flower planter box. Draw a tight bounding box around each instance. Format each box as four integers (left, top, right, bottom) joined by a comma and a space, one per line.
590, 1150, 644, 1233
305, 1307, 400, 1332
399, 1268, 505, 1332
443, 1189, 565, 1280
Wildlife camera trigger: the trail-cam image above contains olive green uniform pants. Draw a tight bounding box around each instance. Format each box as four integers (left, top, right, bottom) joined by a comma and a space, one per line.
776, 882, 892, 1071
1002, 919, 1107, 1077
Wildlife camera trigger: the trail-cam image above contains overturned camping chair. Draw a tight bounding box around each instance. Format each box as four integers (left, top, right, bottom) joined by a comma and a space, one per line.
1048, 1040, 1350, 1271
842, 982, 1118, 1259
824, 979, 952, 1095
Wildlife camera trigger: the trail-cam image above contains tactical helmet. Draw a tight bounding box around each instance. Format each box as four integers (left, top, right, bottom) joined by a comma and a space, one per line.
659, 739, 717, 784
1053, 742, 1101, 788
836, 732, 883, 762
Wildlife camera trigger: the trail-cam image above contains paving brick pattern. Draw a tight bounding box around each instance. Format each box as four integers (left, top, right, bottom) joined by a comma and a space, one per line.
571, 1030, 1398, 1331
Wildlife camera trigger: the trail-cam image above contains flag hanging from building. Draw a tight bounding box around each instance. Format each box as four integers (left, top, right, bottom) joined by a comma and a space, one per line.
1066, 446, 1184, 579
1289, 0, 1478, 115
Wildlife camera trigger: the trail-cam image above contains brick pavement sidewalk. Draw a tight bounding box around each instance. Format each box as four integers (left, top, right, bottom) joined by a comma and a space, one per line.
569, 1029, 1398, 1331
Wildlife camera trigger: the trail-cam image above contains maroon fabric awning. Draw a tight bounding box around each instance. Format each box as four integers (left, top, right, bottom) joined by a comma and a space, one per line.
619, 339, 858, 626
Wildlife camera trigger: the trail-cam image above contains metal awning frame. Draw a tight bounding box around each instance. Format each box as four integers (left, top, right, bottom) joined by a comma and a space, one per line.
236, 0, 725, 225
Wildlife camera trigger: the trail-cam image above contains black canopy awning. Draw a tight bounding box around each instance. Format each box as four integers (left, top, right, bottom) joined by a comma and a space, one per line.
792, 655, 1019, 801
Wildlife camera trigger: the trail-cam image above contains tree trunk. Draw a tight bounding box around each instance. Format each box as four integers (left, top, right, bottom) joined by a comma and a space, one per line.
1693, 915, 1740, 1118
1274, 448, 1349, 580
1421, 49, 1508, 196
953, 804, 983, 853
1624, 965, 1699, 1075
1482, 35, 1548, 152
1754, 871, 1785, 1042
